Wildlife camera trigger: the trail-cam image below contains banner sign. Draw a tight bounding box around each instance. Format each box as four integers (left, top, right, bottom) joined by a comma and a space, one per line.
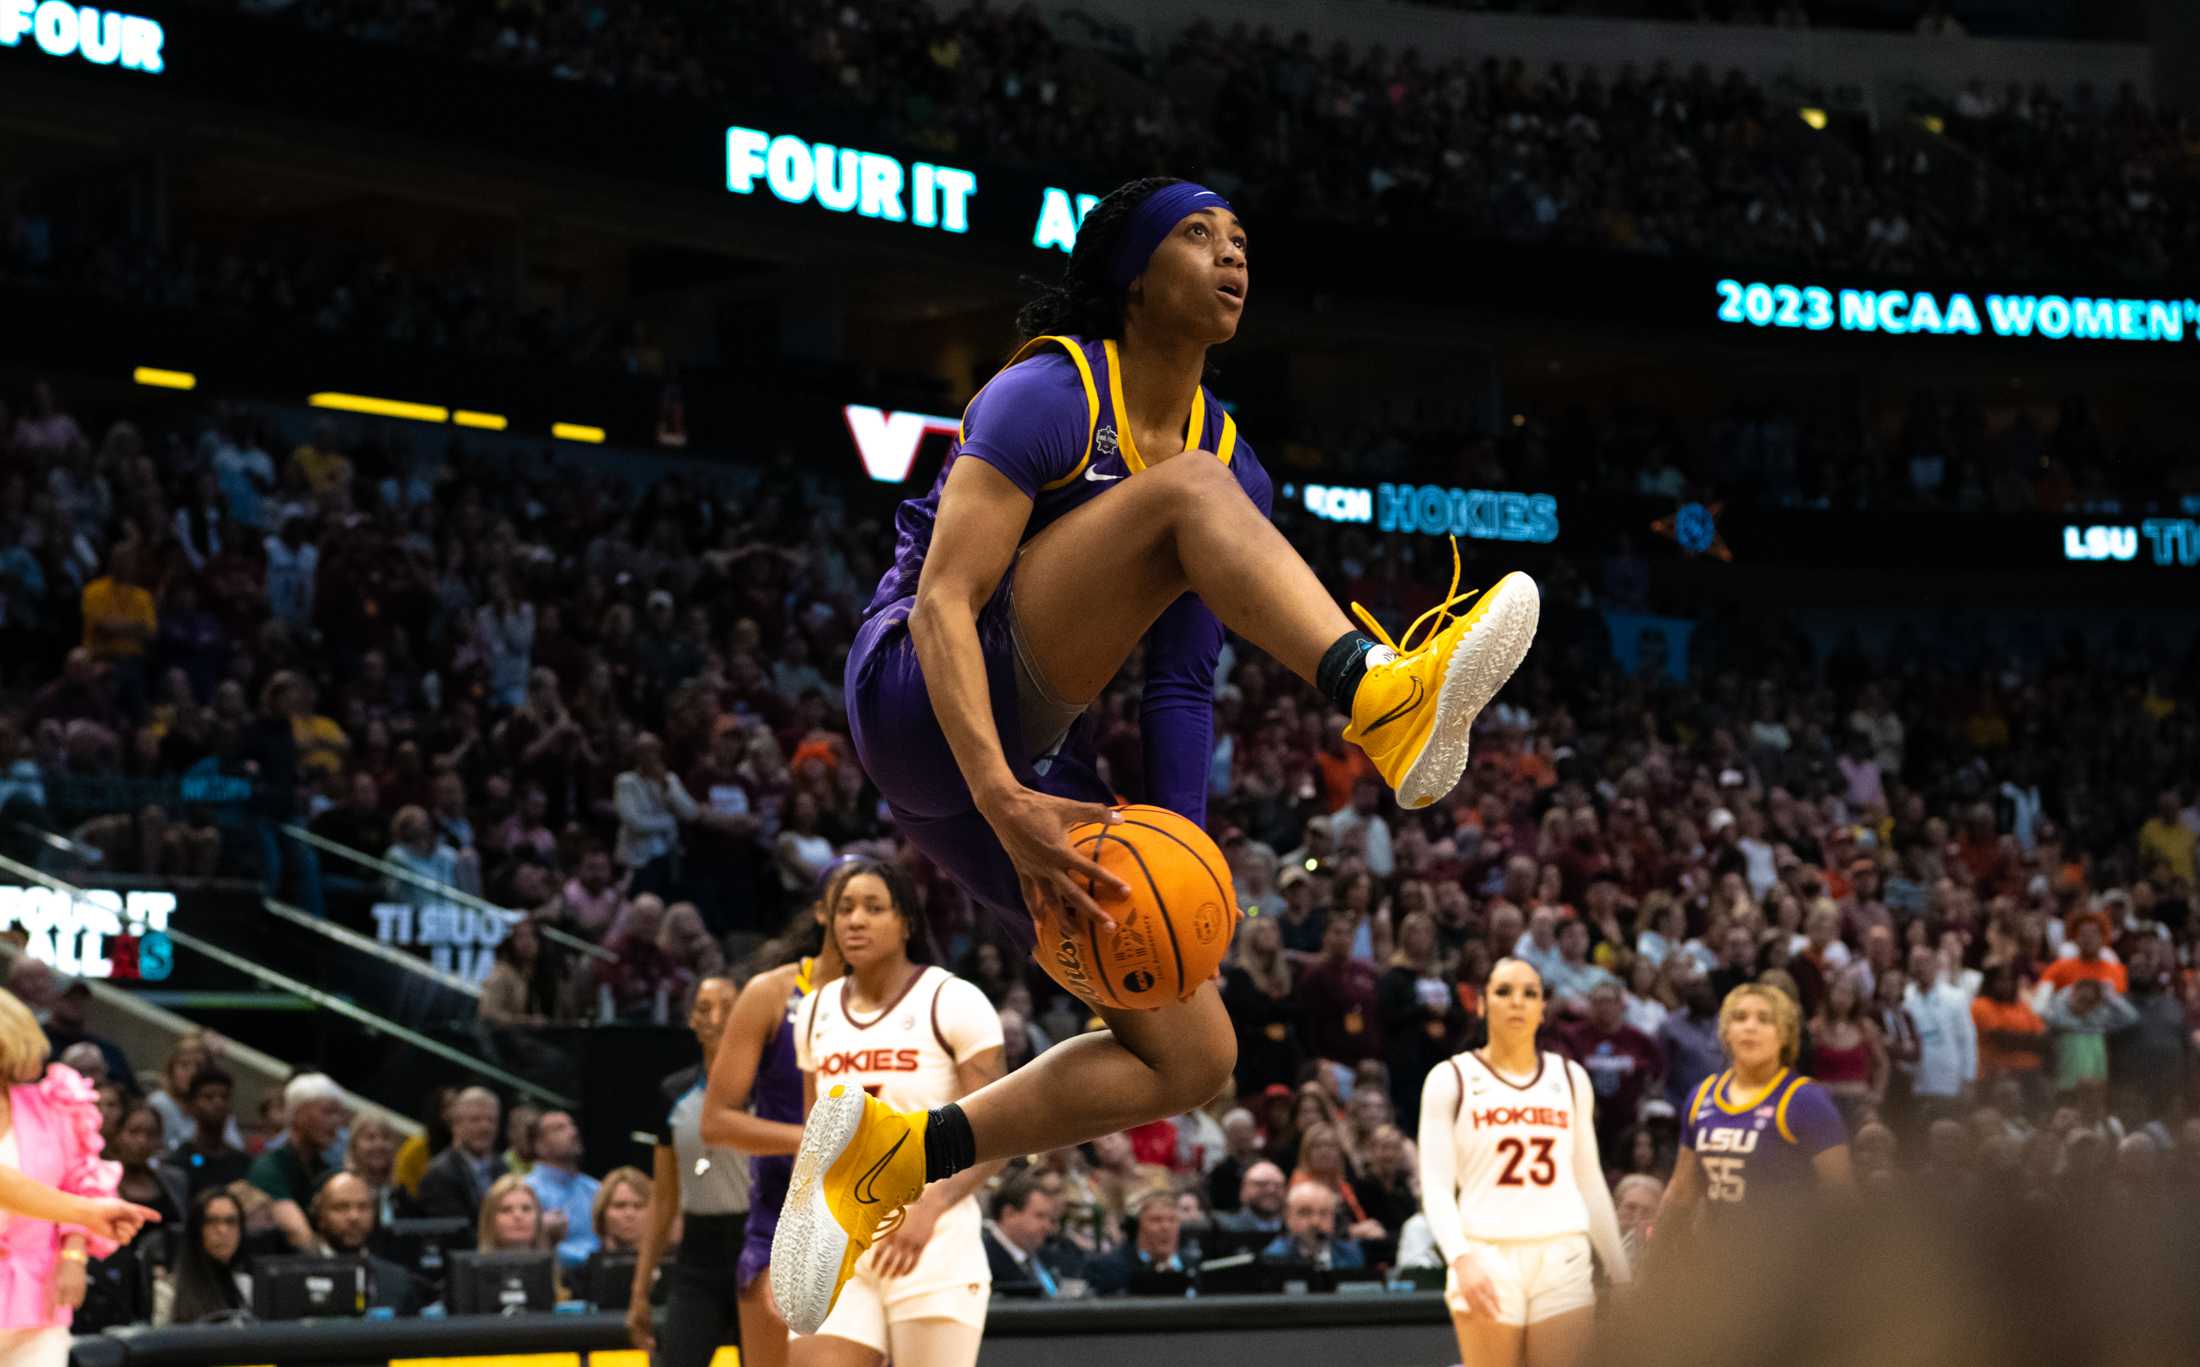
368, 900, 512, 985
0, 885, 175, 980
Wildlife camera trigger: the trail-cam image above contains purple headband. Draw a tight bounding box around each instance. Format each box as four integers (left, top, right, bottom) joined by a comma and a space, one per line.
1107, 182, 1234, 291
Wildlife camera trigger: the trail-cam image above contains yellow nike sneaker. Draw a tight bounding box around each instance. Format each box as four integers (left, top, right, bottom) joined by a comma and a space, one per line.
771, 1085, 930, 1335
1342, 539, 1540, 810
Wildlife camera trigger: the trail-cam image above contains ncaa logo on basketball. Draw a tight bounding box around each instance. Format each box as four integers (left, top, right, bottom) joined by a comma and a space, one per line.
1095, 425, 1119, 456
1122, 969, 1156, 994
1116, 921, 1150, 960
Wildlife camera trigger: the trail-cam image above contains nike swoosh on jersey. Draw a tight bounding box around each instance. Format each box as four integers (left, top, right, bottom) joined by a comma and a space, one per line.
1083, 466, 1122, 482
853, 1131, 909, 1204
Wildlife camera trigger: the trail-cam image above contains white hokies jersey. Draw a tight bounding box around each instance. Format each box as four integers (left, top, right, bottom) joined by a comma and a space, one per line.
795, 964, 1004, 1306
796, 965, 1002, 1116
1435, 1051, 1592, 1242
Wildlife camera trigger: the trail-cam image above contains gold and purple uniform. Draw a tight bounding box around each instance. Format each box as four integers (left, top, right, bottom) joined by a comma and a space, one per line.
847, 334, 1272, 930
1681, 1068, 1847, 1209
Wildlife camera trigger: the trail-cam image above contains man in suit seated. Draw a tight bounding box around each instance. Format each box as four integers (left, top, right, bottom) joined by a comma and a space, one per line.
308, 1172, 419, 1314
1209, 1159, 1287, 1254
1089, 1188, 1200, 1298
982, 1170, 1079, 1296
1260, 1182, 1365, 1274
414, 1086, 502, 1223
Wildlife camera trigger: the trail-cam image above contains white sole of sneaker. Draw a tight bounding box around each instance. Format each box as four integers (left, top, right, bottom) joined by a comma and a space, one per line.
1397, 571, 1541, 810
771, 1087, 866, 1335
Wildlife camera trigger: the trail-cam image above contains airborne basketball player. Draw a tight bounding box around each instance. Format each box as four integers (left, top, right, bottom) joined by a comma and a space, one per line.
773, 176, 1544, 1335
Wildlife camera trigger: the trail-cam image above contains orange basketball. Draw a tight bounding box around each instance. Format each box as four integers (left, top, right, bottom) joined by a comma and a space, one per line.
1030, 804, 1242, 1010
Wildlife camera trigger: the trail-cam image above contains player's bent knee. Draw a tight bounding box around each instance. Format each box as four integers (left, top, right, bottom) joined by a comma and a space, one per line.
1162, 1038, 1235, 1114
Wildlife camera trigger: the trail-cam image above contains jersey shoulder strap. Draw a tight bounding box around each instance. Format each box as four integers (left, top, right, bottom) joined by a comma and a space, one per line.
928, 968, 957, 1059
1212, 398, 1239, 465
1558, 1055, 1587, 1116
1774, 1074, 1812, 1145
802, 977, 834, 1058
1447, 1057, 1466, 1123
958, 334, 1101, 491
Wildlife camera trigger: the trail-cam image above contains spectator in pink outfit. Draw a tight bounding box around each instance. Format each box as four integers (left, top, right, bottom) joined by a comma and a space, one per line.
0, 986, 122, 1363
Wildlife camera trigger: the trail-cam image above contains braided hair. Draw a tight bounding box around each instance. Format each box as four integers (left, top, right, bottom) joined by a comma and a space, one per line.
1014, 176, 1182, 343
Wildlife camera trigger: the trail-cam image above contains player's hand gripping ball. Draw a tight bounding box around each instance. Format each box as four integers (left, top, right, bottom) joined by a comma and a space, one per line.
1031, 804, 1242, 1010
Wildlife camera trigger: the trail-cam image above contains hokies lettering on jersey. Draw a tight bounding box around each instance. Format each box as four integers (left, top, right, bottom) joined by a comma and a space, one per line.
1443, 1052, 1594, 1243
1468, 1103, 1571, 1130
799, 965, 997, 1118
817, 1047, 922, 1077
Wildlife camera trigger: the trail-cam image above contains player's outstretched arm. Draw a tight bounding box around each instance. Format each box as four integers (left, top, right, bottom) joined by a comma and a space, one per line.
1566, 1063, 1630, 1285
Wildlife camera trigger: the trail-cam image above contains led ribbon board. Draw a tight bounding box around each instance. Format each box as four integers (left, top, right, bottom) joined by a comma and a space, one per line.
1296, 482, 1560, 544
0, 2, 164, 72
726, 126, 976, 233
2063, 520, 2200, 566
1715, 277, 2200, 343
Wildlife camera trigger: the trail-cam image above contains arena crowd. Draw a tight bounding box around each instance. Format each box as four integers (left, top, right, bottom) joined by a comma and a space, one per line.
0, 371, 2194, 1324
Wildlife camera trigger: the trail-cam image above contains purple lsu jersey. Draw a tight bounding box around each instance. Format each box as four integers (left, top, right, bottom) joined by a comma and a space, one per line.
867, 333, 1273, 615
1682, 1068, 1847, 1209
747, 958, 816, 1217
850, 333, 1275, 850
736, 958, 816, 1290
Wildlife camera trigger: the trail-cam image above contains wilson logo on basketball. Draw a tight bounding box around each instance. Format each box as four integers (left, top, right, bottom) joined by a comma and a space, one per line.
1051, 929, 1095, 997
818, 1049, 920, 1076
1192, 902, 1223, 945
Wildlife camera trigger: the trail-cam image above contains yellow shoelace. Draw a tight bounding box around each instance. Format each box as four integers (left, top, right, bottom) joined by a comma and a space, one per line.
1348, 535, 1484, 657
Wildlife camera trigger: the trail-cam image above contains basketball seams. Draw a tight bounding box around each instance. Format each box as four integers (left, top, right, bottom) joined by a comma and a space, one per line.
1063, 808, 1236, 1007
1120, 815, 1232, 1002
1117, 816, 1234, 912
1077, 830, 1124, 1008
1101, 825, 1183, 998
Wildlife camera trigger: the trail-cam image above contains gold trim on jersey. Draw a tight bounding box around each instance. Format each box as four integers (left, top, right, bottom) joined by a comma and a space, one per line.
1711, 1066, 1792, 1115
1100, 338, 1225, 473
959, 335, 1237, 493
957, 334, 1103, 492
1774, 1074, 1813, 1144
